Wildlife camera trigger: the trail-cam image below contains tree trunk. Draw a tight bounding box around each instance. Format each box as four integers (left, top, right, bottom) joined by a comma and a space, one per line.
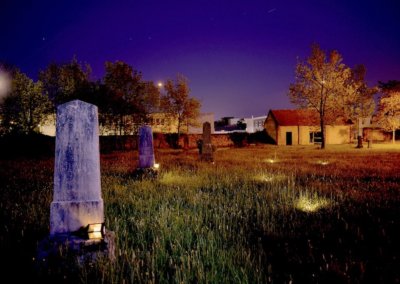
320, 116, 326, 149
176, 116, 181, 148
393, 128, 395, 144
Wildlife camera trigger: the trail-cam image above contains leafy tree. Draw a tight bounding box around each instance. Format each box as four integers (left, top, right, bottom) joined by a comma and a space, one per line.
289, 44, 354, 149
160, 74, 201, 138
101, 61, 160, 135
39, 57, 93, 107
344, 65, 377, 141
376, 80, 400, 144
1, 70, 51, 135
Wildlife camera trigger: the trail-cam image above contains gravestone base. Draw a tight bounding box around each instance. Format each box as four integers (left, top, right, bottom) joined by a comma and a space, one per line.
201, 143, 214, 162
356, 136, 363, 149
132, 167, 159, 180
50, 200, 104, 235
36, 230, 115, 273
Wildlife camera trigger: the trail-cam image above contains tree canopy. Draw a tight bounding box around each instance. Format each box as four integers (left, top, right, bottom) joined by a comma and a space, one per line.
289, 44, 376, 148
100, 61, 160, 135
376, 80, 400, 143
39, 57, 93, 108
1, 69, 51, 135
160, 74, 201, 137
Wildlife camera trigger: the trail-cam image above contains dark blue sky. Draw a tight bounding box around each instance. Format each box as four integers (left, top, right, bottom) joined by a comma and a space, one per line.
1, 0, 399, 119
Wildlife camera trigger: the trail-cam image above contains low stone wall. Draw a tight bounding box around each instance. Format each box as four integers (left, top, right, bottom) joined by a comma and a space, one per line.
177, 134, 234, 149
363, 128, 391, 142
99, 133, 234, 152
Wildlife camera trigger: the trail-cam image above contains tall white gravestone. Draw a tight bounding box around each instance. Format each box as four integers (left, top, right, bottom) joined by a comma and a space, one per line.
50, 100, 104, 235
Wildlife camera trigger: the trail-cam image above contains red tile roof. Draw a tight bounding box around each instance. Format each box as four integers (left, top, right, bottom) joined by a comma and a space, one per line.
269, 109, 350, 126
269, 109, 319, 126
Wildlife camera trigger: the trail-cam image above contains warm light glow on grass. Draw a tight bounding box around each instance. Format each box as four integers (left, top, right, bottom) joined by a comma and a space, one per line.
264, 158, 277, 164
154, 163, 160, 169
315, 160, 329, 165
160, 171, 203, 188
254, 173, 286, 183
294, 195, 330, 213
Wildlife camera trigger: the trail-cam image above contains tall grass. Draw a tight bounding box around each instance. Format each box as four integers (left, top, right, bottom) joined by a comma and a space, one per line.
1, 145, 399, 283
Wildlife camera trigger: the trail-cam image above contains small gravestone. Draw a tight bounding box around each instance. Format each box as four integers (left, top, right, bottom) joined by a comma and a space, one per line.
37, 100, 114, 269
356, 135, 363, 148
134, 125, 158, 179
139, 125, 155, 168
183, 134, 189, 150
201, 122, 214, 162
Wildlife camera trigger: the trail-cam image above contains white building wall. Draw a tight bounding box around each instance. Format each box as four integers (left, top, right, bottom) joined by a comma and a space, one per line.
245, 116, 267, 133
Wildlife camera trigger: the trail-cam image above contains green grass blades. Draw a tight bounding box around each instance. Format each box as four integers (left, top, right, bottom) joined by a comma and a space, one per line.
1, 145, 400, 283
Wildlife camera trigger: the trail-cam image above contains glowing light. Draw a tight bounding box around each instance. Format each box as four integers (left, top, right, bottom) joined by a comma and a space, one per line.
265, 158, 276, 164
88, 231, 103, 239
154, 163, 160, 169
316, 160, 329, 165
294, 195, 330, 213
157, 82, 163, 88
87, 223, 104, 240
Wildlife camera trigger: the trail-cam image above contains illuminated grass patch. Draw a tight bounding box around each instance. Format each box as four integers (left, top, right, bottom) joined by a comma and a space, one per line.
294, 193, 331, 212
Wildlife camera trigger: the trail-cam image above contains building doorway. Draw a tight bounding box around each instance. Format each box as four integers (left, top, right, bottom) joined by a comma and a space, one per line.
286, 132, 292, 145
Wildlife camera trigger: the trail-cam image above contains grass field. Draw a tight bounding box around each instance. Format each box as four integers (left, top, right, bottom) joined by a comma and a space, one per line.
0, 144, 399, 283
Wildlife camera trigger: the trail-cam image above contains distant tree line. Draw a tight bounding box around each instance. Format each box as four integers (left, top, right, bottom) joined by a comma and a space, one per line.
0, 58, 201, 139
289, 44, 400, 148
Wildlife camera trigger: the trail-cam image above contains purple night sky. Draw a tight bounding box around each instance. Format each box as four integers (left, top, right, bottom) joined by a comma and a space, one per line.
1, 0, 399, 119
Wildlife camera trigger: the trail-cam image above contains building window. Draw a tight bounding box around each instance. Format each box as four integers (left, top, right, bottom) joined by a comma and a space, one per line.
310, 131, 322, 144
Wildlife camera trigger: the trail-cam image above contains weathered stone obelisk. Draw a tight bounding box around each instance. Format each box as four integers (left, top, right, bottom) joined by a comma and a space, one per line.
50, 100, 104, 235
36, 100, 114, 269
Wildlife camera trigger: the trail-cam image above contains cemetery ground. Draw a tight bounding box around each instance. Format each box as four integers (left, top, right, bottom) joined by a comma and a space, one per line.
1, 144, 400, 283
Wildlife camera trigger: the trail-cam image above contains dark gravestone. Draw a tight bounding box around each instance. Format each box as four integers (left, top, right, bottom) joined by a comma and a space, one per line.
37, 100, 114, 270
134, 126, 158, 179
183, 134, 189, 150
201, 122, 214, 162
138, 126, 155, 168
356, 135, 363, 148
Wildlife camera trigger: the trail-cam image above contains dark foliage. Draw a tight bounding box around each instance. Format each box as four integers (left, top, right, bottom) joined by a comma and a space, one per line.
247, 130, 276, 145
229, 132, 248, 147
0, 133, 54, 159
165, 133, 180, 149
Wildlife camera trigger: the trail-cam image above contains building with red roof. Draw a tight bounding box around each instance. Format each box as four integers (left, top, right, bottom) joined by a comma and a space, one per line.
264, 109, 352, 145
